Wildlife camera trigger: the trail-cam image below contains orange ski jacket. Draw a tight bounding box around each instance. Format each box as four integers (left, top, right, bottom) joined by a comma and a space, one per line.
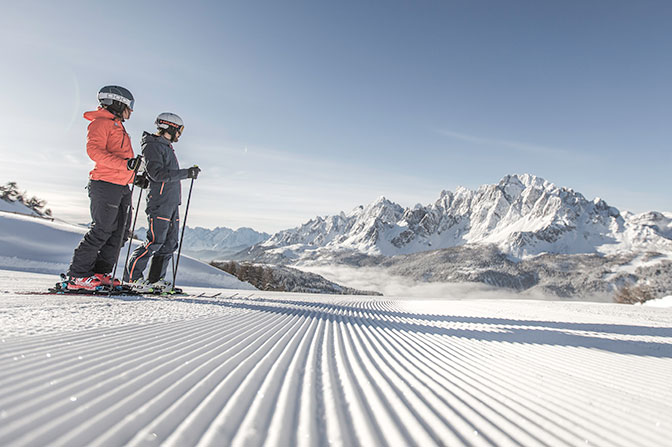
83, 107, 135, 185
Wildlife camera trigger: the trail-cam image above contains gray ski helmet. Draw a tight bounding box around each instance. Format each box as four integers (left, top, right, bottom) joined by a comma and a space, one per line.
155, 112, 184, 134
98, 85, 134, 114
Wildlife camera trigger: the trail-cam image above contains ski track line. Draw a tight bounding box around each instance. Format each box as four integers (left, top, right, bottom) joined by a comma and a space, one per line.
337, 314, 410, 445
0, 314, 256, 409
383, 317, 608, 446
161, 310, 303, 447
4, 312, 276, 447
293, 315, 326, 447
230, 313, 317, 446
0, 312, 270, 444
212, 311, 322, 446
356, 312, 539, 446
364, 312, 519, 447
276, 298, 668, 447
66, 309, 281, 446
0, 315, 241, 388
0, 294, 671, 446
362, 323, 481, 445
451, 330, 668, 443
319, 309, 357, 447
260, 314, 321, 447
382, 313, 665, 447
53, 310, 288, 447
344, 312, 444, 446
388, 317, 641, 447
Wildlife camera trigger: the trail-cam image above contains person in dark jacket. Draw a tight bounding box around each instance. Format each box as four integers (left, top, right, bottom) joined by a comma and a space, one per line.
124, 112, 200, 291
67, 85, 142, 291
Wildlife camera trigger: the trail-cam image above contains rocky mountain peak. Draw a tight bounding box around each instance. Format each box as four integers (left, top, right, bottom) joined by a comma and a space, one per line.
362, 196, 404, 222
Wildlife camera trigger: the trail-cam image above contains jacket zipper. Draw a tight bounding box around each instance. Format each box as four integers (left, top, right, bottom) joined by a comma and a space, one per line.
120, 121, 127, 149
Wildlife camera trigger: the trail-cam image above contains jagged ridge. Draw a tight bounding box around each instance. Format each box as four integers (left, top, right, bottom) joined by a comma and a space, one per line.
252, 174, 672, 260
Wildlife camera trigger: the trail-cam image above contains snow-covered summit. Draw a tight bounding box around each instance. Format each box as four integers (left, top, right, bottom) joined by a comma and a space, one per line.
261, 194, 405, 255
252, 174, 672, 260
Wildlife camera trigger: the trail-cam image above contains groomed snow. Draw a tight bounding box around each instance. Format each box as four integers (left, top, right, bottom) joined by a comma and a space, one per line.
1, 269, 671, 446
2, 207, 672, 446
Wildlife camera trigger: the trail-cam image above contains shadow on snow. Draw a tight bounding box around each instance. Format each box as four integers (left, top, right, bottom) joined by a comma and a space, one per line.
106, 294, 672, 359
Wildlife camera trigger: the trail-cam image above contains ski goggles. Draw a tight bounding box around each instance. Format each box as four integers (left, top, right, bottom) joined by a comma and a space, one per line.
157, 120, 185, 134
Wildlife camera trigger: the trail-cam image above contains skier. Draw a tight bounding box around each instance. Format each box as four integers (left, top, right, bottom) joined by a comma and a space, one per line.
66, 85, 142, 290
124, 112, 200, 292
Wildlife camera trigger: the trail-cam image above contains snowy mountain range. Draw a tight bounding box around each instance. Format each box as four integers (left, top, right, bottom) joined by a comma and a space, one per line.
244, 174, 672, 261
239, 174, 672, 298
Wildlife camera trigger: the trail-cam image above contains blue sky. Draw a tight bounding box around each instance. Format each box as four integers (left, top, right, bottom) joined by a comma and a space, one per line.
1, 0, 670, 232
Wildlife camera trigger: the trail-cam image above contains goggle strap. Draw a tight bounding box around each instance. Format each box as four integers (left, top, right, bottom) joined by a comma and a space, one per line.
158, 120, 184, 132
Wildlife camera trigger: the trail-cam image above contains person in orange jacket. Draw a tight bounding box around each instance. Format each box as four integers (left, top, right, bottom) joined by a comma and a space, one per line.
66, 85, 142, 290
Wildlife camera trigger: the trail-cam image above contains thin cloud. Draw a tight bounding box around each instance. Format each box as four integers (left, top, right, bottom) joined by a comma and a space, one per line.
438, 129, 574, 158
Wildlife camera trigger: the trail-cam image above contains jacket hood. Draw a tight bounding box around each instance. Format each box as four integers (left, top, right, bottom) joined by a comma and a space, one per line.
83, 107, 116, 122
141, 131, 173, 148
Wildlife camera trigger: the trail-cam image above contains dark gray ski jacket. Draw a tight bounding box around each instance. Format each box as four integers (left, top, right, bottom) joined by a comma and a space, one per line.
141, 131, 189, 216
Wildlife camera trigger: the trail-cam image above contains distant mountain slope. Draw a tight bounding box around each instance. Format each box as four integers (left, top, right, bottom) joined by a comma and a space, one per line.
211, 261, 382, 295
136, 226, 270, 261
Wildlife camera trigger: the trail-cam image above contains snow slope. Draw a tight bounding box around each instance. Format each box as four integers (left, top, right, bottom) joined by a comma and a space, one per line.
0, 211, 253, 290
1, 269, 671, 446
0, 199, 42, 217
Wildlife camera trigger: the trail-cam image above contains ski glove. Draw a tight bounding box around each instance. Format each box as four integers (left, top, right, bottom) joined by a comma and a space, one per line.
126, 156, 142, 171
133, 173, 150, 189
187, 166, 201, 179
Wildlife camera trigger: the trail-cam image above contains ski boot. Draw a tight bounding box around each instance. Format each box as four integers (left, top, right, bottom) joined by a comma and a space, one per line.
150, 279, 183, 295
129, 278, 154, 293
66, 274, 105, 291
95, 273, 121, 288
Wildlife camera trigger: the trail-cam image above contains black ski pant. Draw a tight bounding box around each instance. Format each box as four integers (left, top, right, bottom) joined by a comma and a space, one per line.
67, 180, 132, 277
125, 206, 180, 283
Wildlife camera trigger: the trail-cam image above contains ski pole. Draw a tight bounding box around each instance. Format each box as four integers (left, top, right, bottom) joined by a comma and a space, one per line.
172, 175, 195, 291
122, 183, 144, 285
111, 156, 143, 286
171, 253, 176, 282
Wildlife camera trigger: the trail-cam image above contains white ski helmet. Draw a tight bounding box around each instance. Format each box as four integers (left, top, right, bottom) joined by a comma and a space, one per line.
155, 112, 184, 134
98, 85, 134, 115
